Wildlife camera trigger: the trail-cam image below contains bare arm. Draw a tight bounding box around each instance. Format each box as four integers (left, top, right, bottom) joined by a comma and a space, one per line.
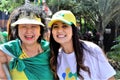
0, 50, 8, 80
108, 76, 116, 80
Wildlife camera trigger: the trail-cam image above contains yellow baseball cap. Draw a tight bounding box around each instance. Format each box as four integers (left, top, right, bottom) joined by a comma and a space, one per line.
48, 10, 76, 27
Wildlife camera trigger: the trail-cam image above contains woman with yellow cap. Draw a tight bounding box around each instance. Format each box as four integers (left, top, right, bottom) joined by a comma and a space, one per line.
48, 10, 116, 80
0, 3, 53, 80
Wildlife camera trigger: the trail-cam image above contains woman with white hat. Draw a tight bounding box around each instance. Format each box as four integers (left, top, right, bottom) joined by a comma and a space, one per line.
0, 3, 53, 80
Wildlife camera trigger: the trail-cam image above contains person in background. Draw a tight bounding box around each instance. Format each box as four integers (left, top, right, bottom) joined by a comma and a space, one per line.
48, 10, 116, 80
43, 17, 51, 42
43, 28, 50, 41
0, 3, 53, 80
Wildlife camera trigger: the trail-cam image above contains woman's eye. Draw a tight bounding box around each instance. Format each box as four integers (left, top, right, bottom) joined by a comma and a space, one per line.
52, 25, 58, 29
62, 25, 68, 28
32, 26, 35, 28
21, 26, 26, 28
32, 26, 39, 28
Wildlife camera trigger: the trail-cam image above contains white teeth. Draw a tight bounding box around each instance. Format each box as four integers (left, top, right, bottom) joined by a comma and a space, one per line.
57, 34, 65, 38
25, 35, 34, 38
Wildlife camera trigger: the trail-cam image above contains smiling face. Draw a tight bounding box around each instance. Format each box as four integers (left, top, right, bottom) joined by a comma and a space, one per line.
51, 21, 73, 45
18, 24, 41, 45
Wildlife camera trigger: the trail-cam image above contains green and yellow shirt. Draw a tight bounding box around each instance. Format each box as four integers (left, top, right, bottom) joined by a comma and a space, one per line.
0, 39, 54, 80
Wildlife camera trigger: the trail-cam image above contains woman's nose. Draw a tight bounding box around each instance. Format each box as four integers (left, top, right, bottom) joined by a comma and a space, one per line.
26, 27, 32, 33
57, 27, 63, 32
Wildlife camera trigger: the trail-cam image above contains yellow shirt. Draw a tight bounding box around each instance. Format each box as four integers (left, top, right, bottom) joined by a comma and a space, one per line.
10, 51, 29, 80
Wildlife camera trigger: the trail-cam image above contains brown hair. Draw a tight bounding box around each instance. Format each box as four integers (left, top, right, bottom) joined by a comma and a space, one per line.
49, 24, 90, 79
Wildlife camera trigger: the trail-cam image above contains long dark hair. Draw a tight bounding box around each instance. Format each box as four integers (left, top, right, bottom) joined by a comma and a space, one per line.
50, 24, 90, 79
7, 3, 45, 42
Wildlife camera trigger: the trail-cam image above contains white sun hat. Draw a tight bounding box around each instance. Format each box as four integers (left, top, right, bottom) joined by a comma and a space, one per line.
11, 12, 45, 27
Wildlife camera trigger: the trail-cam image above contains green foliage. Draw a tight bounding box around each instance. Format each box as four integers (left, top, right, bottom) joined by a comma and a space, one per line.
115, 70, 120, 79
0, 33, 5, 44
111, 36, 120, 53
107, 52, 120, 62
107, 35, 120, 62
107, 36, 120, 79
0, 31, 8, 44
0, 0, 25, 13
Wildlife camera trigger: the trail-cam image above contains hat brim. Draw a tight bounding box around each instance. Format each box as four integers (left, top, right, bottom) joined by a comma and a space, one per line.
48, 18, 72, 27
11, 18, 45, 27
